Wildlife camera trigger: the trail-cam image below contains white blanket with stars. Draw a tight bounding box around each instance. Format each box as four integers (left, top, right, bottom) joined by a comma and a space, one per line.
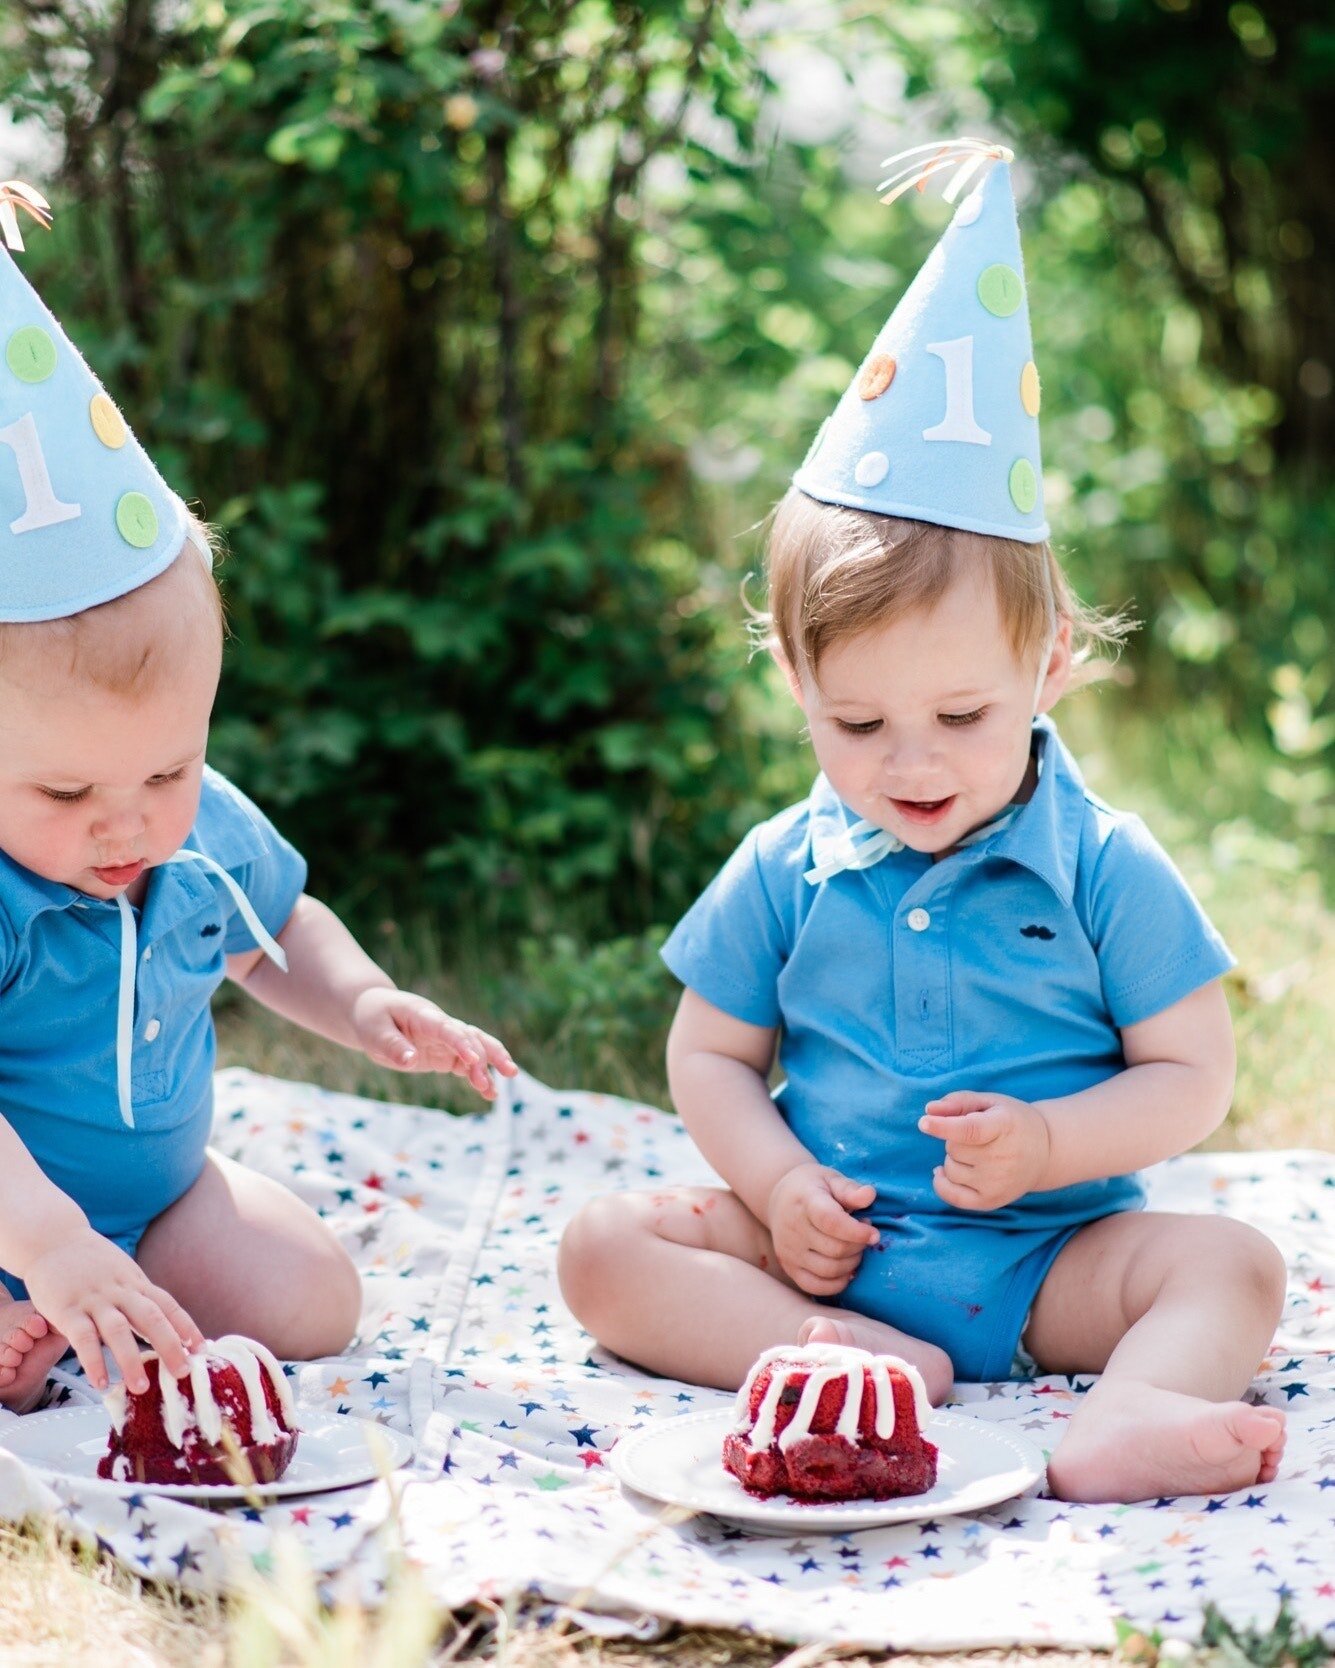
0, 1066, 1331, 1650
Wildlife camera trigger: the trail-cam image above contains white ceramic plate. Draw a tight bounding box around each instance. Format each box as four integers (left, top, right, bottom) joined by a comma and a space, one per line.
610, 1407, 1046, 1533
0, 1406, 415, 1500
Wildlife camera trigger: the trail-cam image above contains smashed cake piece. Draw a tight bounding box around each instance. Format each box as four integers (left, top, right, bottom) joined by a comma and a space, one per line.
98, 1334, 298, 1486
723, 1343, 938, 1502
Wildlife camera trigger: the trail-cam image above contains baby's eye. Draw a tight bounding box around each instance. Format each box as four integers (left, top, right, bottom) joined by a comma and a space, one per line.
39, 785, 90, 804
149, 768, 187, 786
939, 707, 987, 728
834, 718, 882, 736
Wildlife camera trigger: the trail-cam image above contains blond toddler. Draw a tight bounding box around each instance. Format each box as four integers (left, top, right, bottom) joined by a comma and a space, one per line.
558, 143, 1287, 1504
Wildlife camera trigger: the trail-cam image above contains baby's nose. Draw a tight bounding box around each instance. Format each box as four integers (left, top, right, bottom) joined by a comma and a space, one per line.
882, 734, 938, 776
91, 804, 146, 844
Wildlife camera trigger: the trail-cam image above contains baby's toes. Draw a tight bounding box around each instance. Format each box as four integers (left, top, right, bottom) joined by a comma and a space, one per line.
0, 1364, 14, 1387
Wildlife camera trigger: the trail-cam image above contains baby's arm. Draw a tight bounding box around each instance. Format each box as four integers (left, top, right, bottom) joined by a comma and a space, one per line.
668, 988, 879, 1295
228, 894, 517, 1099
0, 1116, 201, 1391
921, 980, 1234, 1210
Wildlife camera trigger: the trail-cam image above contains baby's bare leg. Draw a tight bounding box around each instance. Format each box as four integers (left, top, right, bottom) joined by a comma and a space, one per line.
136, 1152, 362, 1360
557, 1187, 953, 1401
1025, 1211, 1287, 1504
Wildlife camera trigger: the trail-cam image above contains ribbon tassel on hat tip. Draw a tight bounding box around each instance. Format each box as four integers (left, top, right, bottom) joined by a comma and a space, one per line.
876, 138, 1016, 207
0, 180, 53, 252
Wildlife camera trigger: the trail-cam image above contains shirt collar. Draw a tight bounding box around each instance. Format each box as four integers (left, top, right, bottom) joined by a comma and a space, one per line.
805, 715, 1084, 904
0, 848, 86, 920
984, 716, 1084, 905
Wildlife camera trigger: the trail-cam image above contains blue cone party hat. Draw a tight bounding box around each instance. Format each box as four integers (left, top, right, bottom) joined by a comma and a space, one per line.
793, 139, 1048, 542
0, 183, 188, 621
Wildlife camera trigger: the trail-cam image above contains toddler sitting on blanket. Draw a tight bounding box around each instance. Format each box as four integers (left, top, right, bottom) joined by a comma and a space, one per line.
0, 190, 515, 1414
558, 142, 1287, 1504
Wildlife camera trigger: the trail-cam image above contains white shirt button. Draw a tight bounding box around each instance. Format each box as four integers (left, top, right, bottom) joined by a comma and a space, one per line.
143, 1018, 161, 1042
142, 945, 153, 963
907, 907, 931, 932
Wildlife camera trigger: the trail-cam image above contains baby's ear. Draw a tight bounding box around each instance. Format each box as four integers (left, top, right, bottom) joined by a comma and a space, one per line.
1036, 616, 1074, 714
770, 642, 807, 712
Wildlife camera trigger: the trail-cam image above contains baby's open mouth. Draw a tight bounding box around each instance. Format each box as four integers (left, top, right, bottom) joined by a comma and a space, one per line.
92, 859, 145, 886
890, 795, 956, 825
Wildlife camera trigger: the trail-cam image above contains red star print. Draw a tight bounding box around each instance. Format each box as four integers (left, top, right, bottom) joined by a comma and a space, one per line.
885, 1556, 909, 1569
363, 1173, 385, 1190
580, 1451, 605, 1468
574, 1132, 590, 1145
290, 1506, 313, 1525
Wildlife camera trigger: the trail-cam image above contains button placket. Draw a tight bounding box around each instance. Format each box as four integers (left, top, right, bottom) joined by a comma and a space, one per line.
895, 876, 953, 1062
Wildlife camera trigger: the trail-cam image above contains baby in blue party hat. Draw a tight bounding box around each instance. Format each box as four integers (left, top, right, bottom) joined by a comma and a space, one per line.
0, 186, 516, 1414
560, 141, 1288, 1503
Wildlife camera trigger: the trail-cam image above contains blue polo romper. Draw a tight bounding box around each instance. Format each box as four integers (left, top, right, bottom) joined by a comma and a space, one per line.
0, 766, 306, 1298
661, 718, 1235, 1381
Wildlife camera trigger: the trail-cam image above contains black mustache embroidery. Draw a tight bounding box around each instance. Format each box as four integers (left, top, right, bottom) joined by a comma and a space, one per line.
200, 922, 221, 938
1020, 924, 1055, 941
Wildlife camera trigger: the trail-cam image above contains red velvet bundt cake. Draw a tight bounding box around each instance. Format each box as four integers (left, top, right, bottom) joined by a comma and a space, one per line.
98, 1335, 299, 1486
723, 1344, 938, 1502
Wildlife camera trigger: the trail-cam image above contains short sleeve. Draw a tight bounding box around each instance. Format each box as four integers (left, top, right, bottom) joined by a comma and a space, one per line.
199, 777, 308, 955
222, 838, 307, 955
661, 825, 790, 1028
1087, 814, 1235, 1029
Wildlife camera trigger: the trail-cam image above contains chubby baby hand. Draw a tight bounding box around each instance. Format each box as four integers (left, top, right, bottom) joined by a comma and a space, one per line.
766, 1162, 879, 1297
352, 987, 518, 1099
919, 1090, 1051, 1211
22, 1230, 203, 1394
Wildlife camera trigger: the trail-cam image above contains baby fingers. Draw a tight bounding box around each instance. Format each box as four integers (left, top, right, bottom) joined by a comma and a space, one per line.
932, 1165, 985, 1211
58, 1312, 110, 1390
808, 1192, 878, 1246
124, 1287, 203, 1378
791, 1264, 858, 1298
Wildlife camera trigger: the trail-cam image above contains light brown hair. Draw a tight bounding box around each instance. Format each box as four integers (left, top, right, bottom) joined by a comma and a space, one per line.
760, 487, 1132, 685
0, 513, 226, 697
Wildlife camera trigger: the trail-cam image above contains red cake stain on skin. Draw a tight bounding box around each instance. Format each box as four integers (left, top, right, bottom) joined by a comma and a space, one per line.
98, 1335, 299, 1486
723, 1344, 938, 1502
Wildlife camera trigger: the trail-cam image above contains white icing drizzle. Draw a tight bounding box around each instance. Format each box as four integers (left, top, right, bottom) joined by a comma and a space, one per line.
113, 1335, 297, 1452
731, 1344, 931, 1454
104, 1381, 128, 1436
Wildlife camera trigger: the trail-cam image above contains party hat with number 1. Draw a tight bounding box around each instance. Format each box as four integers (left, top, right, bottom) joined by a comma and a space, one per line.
793, 139, 1048, 542
0, 182, 189, 622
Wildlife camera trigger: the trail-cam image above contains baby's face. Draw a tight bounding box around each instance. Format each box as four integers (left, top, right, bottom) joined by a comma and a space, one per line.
0, 614, 221, 899
788, 570, 1071, 856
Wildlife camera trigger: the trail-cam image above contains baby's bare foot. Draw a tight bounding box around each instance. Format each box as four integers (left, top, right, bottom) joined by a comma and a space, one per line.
1047, 1378, 1287, 1504
0, 1301, 68, 1414
799, 1315, 954, 1404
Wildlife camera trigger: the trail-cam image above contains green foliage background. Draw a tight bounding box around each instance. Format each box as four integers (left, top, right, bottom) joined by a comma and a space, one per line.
1, 0, 1330, 929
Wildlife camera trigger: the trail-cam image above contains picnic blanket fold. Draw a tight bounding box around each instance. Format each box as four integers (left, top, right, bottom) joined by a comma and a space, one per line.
0, 1066, 1329, 1651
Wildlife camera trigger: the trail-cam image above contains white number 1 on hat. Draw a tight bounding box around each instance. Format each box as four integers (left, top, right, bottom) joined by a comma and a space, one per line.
922, 336, 992, 447
0, 411, 82, 534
